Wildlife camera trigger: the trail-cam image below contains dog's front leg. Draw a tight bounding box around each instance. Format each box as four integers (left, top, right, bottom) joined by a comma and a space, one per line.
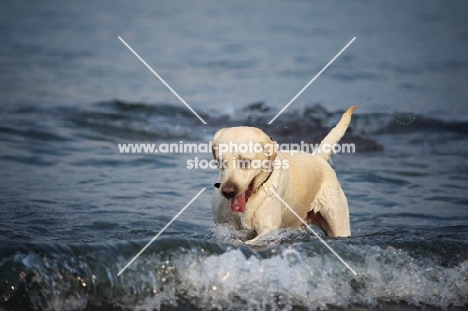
244, 198, 282, 244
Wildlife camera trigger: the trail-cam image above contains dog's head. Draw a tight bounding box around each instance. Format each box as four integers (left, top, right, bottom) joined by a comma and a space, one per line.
212, 126, 277, 213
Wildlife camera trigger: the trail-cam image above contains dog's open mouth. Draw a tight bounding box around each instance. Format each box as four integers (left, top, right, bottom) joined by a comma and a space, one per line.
230, 180, 254, 213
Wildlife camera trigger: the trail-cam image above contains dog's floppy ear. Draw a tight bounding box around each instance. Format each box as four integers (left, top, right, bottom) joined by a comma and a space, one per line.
211, 128, 226, 159
263, 134, 277, 162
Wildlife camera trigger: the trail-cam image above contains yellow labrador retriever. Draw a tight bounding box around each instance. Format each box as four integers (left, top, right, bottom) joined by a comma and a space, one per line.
211, 106, 358, 243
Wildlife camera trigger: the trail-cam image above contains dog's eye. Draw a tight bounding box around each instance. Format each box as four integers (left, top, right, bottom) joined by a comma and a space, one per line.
237, 158, 250, 169
216, 158, 227, 170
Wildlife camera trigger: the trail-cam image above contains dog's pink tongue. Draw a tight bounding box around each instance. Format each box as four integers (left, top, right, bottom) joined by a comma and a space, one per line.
231, 193, 246, 213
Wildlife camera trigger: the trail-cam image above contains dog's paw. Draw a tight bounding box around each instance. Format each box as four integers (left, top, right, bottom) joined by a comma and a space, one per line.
244, 239, 257, 245
244, 235, 263, 245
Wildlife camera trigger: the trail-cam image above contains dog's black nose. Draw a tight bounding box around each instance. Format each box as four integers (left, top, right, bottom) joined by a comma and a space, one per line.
221, 184, 237, 200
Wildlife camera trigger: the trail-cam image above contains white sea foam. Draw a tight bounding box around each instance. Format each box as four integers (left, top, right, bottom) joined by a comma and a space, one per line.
134, 243, 468, 310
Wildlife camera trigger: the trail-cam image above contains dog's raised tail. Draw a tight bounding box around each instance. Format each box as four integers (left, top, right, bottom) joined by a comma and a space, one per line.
314, 105, 359, 161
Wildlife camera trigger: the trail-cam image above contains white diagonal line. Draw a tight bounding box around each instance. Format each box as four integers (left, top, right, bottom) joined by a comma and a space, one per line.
268, 37, 356, 124
118, 36, 207, 125
267, 187, 357, 275
117, 188, 206, 276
